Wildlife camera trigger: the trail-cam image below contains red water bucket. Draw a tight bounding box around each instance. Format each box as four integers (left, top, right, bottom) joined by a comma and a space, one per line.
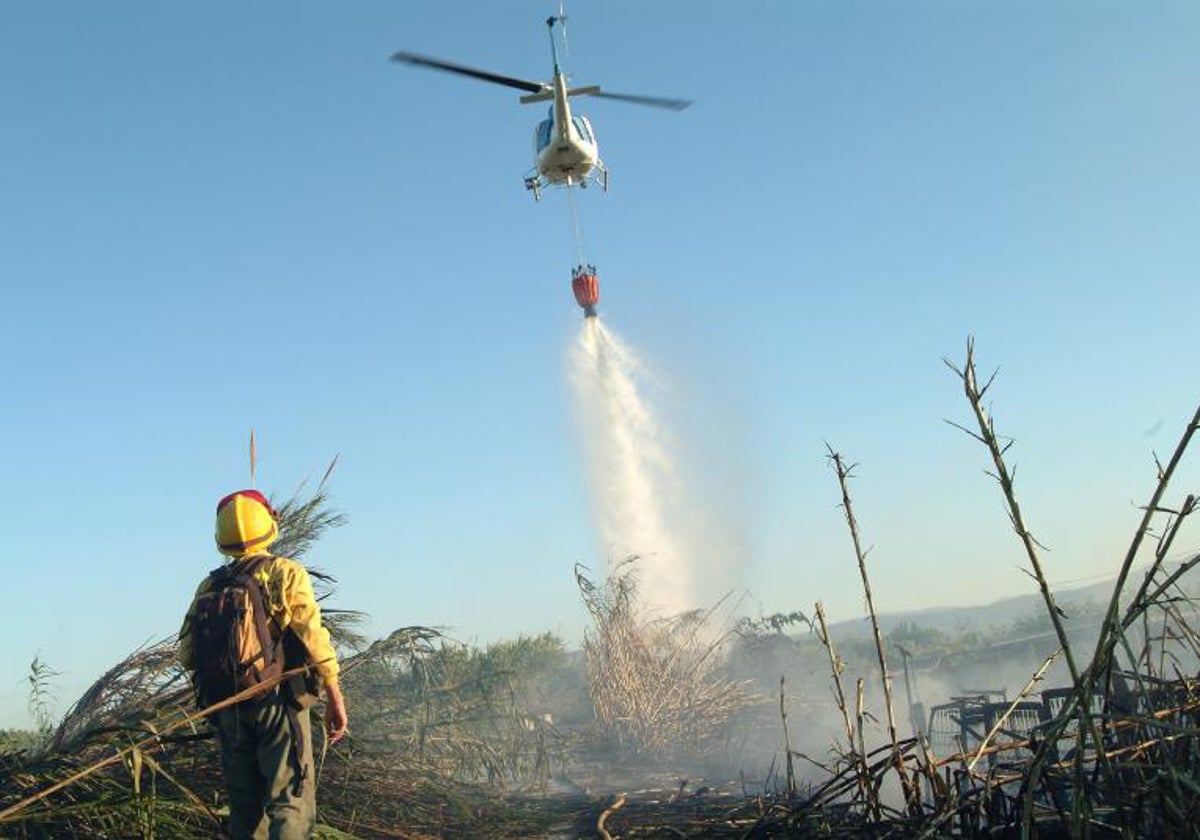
572, 272, 599, 309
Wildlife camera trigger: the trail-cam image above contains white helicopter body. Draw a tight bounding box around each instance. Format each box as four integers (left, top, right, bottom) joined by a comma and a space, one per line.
524, 74, 604, 196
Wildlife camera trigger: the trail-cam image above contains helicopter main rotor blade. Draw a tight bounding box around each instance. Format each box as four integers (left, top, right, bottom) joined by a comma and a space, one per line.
588, 90, 692, 111
391, 51, 548, 95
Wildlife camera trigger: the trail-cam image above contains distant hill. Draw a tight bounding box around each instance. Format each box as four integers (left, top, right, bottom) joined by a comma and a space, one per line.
826, 576, 1130, 642
742, 565, 1198, 716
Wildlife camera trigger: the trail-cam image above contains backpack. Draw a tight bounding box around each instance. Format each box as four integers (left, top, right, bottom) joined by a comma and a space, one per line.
189, 555, 283, 708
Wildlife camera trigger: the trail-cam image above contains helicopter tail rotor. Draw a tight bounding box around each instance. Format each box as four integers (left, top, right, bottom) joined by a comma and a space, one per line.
556, 0, 570, 59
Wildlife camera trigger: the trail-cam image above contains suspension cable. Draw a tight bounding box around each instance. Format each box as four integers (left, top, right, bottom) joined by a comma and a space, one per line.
566, 182, 586, 267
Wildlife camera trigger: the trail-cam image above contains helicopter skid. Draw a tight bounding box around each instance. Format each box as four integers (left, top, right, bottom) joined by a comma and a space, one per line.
523, 164, 607, 201
523, 175, 542, 201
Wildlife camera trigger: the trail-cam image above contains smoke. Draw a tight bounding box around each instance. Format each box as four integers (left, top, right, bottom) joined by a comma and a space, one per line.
570, 318, 694, 615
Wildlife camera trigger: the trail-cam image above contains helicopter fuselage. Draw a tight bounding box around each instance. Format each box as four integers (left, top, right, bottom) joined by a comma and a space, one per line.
523, 68, 604, 194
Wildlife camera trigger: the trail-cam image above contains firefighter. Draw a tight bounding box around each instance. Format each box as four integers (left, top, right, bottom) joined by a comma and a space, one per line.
179, 489, 349, 839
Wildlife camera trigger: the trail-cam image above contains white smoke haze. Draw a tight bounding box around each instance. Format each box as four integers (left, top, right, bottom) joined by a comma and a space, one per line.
711, 616, 1158, 792
570, 317, 695, 615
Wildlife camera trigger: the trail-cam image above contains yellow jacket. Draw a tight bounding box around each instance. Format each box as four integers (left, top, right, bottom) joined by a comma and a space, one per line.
178, 554, 340, 688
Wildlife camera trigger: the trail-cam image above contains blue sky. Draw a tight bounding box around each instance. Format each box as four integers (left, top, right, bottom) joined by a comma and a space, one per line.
3, 1, 1199, 727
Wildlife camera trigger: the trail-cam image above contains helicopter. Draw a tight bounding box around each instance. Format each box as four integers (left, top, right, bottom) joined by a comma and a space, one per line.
392, 15, 690, 200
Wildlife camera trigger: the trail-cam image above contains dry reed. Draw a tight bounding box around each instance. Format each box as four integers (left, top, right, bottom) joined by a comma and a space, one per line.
577, 558, 754, 759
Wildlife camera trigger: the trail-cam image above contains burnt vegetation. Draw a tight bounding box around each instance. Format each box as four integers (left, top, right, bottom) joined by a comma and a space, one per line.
2, 340, 1200, 838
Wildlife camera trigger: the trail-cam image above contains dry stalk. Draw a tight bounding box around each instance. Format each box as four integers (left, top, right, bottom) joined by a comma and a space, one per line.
814, 602, 867, 804
0, 665, 313, 823
853, 678, 881, 821
1124, 551, 1200, 634
597, 792, 626, 840
1089, 407, 1200, 686
966, 648, 1060, 773
827, 448, 918, 812
944, 339, 1119, 830
779, 676, 796, 800
943, 341, 1082, 685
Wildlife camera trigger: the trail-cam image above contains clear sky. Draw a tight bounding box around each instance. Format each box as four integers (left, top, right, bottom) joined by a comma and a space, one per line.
3, 1, 1199, 728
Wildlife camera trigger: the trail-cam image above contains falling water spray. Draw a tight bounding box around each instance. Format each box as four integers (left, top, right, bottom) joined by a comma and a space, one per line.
570, 317, 694, 615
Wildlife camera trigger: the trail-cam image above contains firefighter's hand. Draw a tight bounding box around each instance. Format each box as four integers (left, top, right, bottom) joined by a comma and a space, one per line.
324, 682, 349, 744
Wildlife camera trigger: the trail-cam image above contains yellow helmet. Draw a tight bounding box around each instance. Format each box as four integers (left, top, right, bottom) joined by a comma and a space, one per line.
215, 490, 279, 557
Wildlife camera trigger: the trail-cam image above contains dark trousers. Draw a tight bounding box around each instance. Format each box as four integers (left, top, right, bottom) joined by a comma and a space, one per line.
216, 690, 315, 840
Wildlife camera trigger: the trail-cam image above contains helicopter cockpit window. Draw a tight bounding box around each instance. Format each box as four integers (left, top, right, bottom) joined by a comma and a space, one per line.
572, 117, 594, 144
535, 119, 553, 152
